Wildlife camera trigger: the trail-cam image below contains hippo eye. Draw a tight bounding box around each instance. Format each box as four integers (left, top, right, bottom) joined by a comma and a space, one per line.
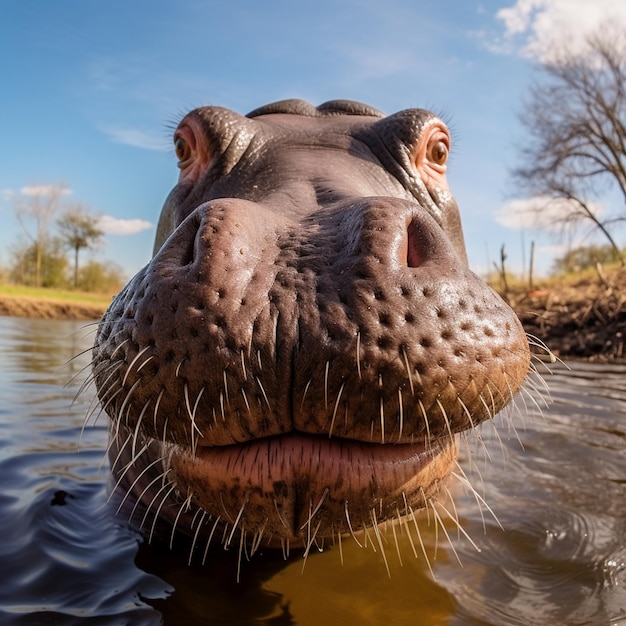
428, 140, 448, 167
174, 136, 191, 164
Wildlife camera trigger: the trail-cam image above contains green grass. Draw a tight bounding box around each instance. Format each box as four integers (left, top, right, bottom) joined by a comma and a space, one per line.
0, 283, 113, 307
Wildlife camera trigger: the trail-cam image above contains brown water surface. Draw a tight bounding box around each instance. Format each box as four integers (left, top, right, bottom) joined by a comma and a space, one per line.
0, 316, 624, 625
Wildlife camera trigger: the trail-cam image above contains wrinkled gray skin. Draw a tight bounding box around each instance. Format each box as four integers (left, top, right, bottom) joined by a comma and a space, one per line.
93, 100, 529, 554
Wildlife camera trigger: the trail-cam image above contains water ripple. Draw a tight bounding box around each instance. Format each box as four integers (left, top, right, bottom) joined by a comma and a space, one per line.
1, 318, 625, 625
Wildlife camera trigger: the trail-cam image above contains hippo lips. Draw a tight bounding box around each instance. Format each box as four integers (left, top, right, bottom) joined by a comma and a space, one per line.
166, 430, 458, 541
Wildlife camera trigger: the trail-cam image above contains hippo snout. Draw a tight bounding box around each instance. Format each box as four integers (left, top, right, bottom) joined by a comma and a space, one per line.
93, 99, 530, 549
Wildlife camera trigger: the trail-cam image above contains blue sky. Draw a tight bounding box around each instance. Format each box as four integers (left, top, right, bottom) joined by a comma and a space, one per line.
2, 0, 624, 280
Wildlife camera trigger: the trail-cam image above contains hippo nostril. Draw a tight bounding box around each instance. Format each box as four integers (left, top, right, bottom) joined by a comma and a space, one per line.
403, 212, 453, 268
406, 222, 423, 268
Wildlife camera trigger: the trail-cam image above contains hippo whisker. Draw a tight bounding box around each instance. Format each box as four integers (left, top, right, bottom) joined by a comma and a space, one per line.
240, 388, 252, 417
405, 500, 434, 578
397, 387, 405, 441
226, 494, 250, 549
130, 468, 172, 525
344, 500, 363, 548
147, 483, 177, 543
301, 519, 323, 572
379, 397, 386, 444
250, 518, 268, 556
400, 347, 415, 396
519, 382, 549, 424
435, 398, 454, 443
370, 508, 391, 577
175, 358, 185, 378
456, 396, 476, 430
98, 386, 125, 421
328, 382, 345, 437
73, 358, 118, 412
300, 379, 312, 411
122, 345, 151, 387
417, 398, 432, 447
135, 355, 154, 375
183, 383, 203, 454
440, 493, 481, 552
117, 378, 141, 426
222, 370, 230, 407
153, 388, 165, 434
201, 515, 223, 565
107, 337, 130, 361
255, 376, 272, 412
63, 351, 98, 392
451, 464, 503, 531
525, 332, 558, 365
130, 403, 150, 459
273, 498, 290, 530
239, 349, 248, 381
390, 512, 403, 567
431, 501, 462, 566
113, 454, 165, 512
105, 432, 134, 478
300, 488, 330, 531
189, 509, 209, 566
219, 390, 225, 421
170, 494, 194, 549
324, 361, 330, 409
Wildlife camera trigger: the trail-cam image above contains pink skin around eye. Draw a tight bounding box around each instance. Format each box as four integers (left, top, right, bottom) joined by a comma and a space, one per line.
413, 122, 451, 190
174, 118, 212, 182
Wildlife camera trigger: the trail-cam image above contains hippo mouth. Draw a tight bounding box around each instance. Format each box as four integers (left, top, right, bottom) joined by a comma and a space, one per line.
94, 99, 530, 554
162, 431, 457, 543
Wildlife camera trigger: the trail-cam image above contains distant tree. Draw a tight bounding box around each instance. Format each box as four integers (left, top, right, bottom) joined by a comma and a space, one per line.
57, 206, 104, 288
13, 183, 71, 287
552, 244, 623, 275
512, 28, 626, 265
10, 238, 69, 288
77, 260, 125, 293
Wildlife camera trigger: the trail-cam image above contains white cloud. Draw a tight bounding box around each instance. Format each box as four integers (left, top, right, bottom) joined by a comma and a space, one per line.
20, 184, 72, 197
102, 127, 168, 152
97, 215, 153, 235
494, 196, 604, 231
495, 0, 626, 63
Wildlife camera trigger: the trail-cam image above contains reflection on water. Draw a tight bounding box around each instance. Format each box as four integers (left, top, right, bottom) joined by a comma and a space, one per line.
0, 315, 624, 625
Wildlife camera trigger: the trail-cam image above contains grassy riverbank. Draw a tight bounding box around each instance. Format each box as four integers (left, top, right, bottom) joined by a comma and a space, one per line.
0, 284, 112, 320
2, 265, 625, 362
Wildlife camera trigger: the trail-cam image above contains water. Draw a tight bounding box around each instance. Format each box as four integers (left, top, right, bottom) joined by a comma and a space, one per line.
0, 315, 624, 625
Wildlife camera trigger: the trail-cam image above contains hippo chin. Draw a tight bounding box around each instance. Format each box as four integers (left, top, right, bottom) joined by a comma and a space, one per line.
93, 99, 529, 557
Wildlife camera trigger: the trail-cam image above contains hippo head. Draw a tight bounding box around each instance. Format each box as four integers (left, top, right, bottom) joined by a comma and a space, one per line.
93, 100, 529, 555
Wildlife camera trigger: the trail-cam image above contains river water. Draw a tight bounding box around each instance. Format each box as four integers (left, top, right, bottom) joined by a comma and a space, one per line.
0, 315, 624, 625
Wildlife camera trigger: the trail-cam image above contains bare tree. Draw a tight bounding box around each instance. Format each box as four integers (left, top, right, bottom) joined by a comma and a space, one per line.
57, 206, 104, 289
512, 27, 626, 264
13, 183, 71, 286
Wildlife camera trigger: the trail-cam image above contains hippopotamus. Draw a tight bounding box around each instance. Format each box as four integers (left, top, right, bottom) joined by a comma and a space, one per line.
93, 99, 529, 562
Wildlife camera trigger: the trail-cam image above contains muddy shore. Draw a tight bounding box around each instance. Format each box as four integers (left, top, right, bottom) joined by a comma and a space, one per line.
1, 269, 625, 363
0, 294, 107, 321
501, 266, 626, 364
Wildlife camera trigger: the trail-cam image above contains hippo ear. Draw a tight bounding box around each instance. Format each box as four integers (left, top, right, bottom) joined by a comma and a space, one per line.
190, 106, 258, 164
247, 99, 385, 119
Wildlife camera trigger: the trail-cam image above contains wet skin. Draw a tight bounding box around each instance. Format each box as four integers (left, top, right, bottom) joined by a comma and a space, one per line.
93, 100, 530, 551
